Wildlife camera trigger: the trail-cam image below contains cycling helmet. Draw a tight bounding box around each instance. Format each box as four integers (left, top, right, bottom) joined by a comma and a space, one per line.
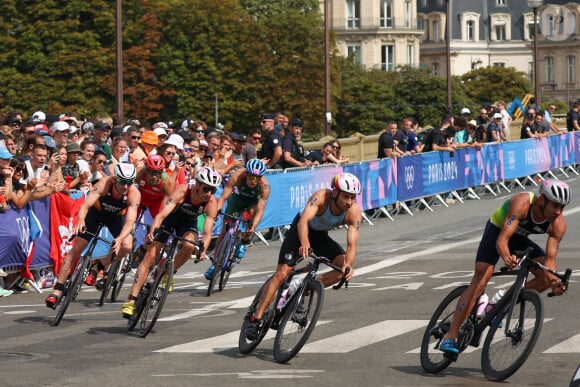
195, 166, 222, 188
331, 173, 361, 195
114, 162, 137, 181
144, 154, 165, 171
539, 179, 571, 206
246, 159, 267, 176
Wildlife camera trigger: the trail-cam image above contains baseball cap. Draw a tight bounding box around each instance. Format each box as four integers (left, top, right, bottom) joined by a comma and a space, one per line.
0, 147, 13, 160
43, 136, 56, 148
261, 113, 275, 120
32, 111, 46, 123
152, 122, 168, 130
51, 121, 70, 132
291, 118, 303, 127
493, 113, 502, 119
460, 108, 471, 115
94, 121, 112, 130
153, 127, 168, 137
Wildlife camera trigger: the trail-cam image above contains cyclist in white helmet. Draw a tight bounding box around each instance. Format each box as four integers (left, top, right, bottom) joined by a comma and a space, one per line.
122, 166, 221, 319
440, 179, 570, 355
245, 172, 363, 340
46, 163, 141, 309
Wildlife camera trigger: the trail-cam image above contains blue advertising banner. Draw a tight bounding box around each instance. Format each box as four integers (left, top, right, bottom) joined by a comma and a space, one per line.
344, 158, 397, 209
397, 155, 424, 201
548, 134, 574, 169
420, 151, 462, 195
481, 144, 504, 184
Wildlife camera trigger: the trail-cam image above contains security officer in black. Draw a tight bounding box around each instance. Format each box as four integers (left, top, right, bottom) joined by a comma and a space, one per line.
282, 118, 312, 169
259, 113, 283, 169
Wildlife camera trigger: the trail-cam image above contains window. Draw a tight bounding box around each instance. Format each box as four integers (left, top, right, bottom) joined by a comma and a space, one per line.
547, 15, 555, 39
346, 0, 360, 29
418, 16, 424, 31
496, 0, 506, 5
527, 19, 538, 41
407, 45, 414, 66
546, 56, 554, 83
381, 45, 395, 71
466, 20, 475, 41
432, 20, 440, 42
380, 0, 393, 28
493, 62, 506, 67
347, 45, 362, 64
495, 25, 506, 41
405, 1, 412, 28
568, 56, 576, 83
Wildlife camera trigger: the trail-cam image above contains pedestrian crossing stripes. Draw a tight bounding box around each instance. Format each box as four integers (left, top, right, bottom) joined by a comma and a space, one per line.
155, 318, 579, 355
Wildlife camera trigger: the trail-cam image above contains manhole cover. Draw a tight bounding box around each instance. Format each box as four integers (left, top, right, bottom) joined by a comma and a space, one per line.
0, 352, 49, 362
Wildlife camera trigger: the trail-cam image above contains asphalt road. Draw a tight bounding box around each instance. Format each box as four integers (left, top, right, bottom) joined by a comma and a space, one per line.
1, 176, 580, 387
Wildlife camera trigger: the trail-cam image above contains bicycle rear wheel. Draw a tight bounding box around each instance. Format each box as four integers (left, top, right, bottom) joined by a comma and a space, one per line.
238, 281, 275, 354
98, 258, 121, 306
273, 279, 324, 364
111, 252, 132, 302
481, 289, 543, 382
207, 242, 227, 297
54, 256, 91, 326
138, 261, 173, 337
420, 285, 467, 374
127, 284, 149, 332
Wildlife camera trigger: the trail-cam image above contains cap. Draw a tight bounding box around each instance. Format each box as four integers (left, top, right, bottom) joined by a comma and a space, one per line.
199, 139, 209, 149
126, 118, 141, 127
34, 123, 49, 134
0, 147, 13, 160
153, 127, 168, 137
61, 116, 79, 126
141, 131, 158, 145
460, 108, 471, 115
43, 135, 56, 148
164, 134, 184, 150
51, 121, 70, 132
181, 119, 194, 130
32, 111, 46, 122
234, 133, 247, 142
493, 112, 502, 119
152, 122, 168, 130
94, 121, 112, 130
65, 142, 82, 154
467, 119, 478, 128
69, 126, 79, 134
291, 118, 303, 127
81, 121, 94, 133
261, 113, 275, 120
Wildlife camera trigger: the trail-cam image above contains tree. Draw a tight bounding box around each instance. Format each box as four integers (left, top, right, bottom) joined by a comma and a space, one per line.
461, 66, 531, 108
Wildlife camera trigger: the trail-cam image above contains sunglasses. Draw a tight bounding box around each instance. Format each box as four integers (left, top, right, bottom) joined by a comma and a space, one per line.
115, 177, 134, 186
332, 145, 340, 149
247, 174, 260, 182
183, 147, 194, 152
185, 161, 195, 167
95, 159, 106, 165
14, 165, 25, 172
201, 185, 217, 194
165, 151, 176, 156
251, 136, 262, 141
131, 135, 141, 140
194, 130, 204, 134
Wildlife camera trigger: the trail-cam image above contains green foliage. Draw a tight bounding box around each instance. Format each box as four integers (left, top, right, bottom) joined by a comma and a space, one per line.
461, 66, 531, 108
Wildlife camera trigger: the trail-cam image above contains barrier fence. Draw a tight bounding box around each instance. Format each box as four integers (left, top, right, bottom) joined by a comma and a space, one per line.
1, 133, 578, 281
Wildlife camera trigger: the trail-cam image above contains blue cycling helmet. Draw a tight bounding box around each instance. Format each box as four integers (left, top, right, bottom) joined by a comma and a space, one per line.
246, 159, 267, 176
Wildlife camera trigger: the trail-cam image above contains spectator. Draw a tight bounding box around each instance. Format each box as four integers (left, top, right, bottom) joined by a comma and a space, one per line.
259, 113, 283, 169
244, 128, 261, 161
534, 110, 551, 138
282, 118, 311, 168
51, 121, 70, 148
307, 142, 335, 164
190, 121, 207, 142
89, 150, 107, 184
68, 126, 80, 145
62, 142, 89, 191
402, 117, 421, 154
486, 113, 504, 143
78, 121, 94, 144
329, 139, 351, 164
8, 157, 35, 208
205, 131, 222, 155
521, 113, 539, 139
377, 121, 398, 158
566, 101, 580, 132
460, 107, 471, 119
229, 133, 247, 173
0, 147, 14, 213
423, 117, 456, 154
214, 134, 242, 176
545, 104, 565, 134
4, 133, 18, 156
466, 120, 484, 149
153, 125, 168, 147
140, 130, 158, 158
476, 107, 489, 127
108, 136, 129, 176
123, 126, 146, 168
497, 100, 512, 139
93, 121, 113, 161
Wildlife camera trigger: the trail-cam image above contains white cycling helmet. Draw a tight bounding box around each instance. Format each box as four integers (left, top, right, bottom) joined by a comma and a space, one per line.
114, 162, 137, 181
331, 173, 361, 195
539, 179, 571, 206
195, 166, 222, 188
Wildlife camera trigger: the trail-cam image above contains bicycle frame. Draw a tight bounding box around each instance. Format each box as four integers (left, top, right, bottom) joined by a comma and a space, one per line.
216, 211, 249, 271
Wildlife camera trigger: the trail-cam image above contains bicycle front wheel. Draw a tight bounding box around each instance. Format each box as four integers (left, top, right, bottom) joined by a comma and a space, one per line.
273, 279, 324, 364
111, 252, 132, 302
481, 289, 543, 382
420, 285, 467, 374
138, 261, 173, 337
54, 256, 91, 326
98, 259, 121, 306
207, 242, 227, 297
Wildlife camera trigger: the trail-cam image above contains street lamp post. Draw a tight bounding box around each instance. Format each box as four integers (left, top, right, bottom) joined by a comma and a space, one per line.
115, 0, 124, 123
528, 0, 544, 108
445, 0, 452, 112
324, 0, 331, 136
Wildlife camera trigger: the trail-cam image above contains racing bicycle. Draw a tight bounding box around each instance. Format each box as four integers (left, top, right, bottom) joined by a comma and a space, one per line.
127, 226, 201, 337
52, 224, 113, 326
239, 251, 349, 363
420, 247, 572, 382
207, 210, 250, 296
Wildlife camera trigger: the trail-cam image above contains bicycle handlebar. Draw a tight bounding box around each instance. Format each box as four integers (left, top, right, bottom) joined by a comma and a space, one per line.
67, 228, 114, 246
308, 249, 350, 290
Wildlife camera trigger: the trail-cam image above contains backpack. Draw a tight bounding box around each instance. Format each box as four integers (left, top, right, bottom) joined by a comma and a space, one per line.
417, 128, 436, 151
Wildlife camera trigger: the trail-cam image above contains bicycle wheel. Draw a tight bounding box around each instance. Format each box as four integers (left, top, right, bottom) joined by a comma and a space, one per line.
420, 285, 467, 374
238, 281, 275, 355
138, 260, 173, 337
481, 289, 543, 382
207, 242, 227, 296
273, 279, 324, 364
53, 256, 91, 326
111, 252, 132, 302
98, 258, 121, 306
127, 284, 149, 332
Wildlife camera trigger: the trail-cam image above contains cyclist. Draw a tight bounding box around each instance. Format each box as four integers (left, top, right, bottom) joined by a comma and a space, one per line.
440, 179, 570, 354
132, 154, 176, 260
245, 172, 363, 340
122, 166, 221, 319
205, 159, 270, 279
45, 163, 141, 309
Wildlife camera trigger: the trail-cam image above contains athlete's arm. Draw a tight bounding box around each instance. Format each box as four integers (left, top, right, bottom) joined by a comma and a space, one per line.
201, 196, 218, 254
249, 177, 270, 233
216, 170, 240, 211
343, 204, 362, 277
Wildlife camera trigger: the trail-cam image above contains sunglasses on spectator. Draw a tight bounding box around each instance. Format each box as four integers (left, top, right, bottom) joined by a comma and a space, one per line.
194, 130, 204, 133
165, 151, 176, 156
332, 145, 340, 149
131, 135, 141, 140
115, 177, 134, 186
95, 159, 106, 165
185, 161, 195, 167
251, 136, 262, 141
201, 185, 217, 194
183, 147, 195, 152
14, 165, 25, 172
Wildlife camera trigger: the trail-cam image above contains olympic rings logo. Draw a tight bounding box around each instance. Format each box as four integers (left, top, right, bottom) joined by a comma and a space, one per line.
404, 166, 415, 190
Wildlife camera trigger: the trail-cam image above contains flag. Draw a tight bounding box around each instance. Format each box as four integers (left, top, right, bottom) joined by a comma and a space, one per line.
49, 192, 85, 275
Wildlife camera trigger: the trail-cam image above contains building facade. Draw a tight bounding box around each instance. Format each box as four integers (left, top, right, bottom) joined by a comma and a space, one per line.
325, 0, 580, 105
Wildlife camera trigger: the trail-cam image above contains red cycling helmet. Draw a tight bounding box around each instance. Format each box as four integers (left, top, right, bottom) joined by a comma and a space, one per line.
144, 154, 165, 171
